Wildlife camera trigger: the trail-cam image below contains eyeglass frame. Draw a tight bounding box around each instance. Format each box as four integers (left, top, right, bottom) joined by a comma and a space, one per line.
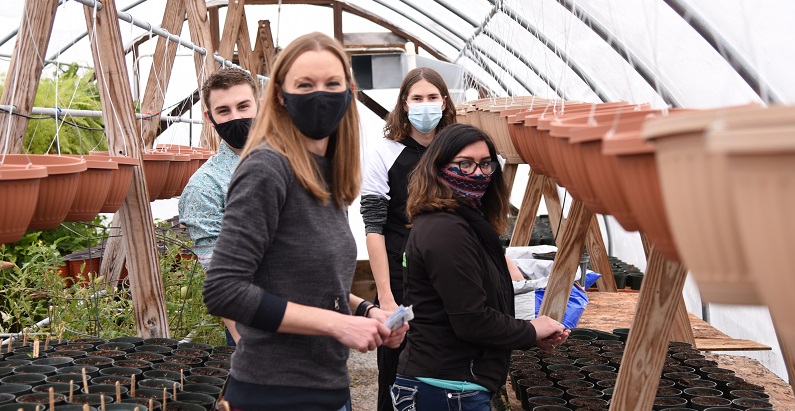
449, 160, 498, 176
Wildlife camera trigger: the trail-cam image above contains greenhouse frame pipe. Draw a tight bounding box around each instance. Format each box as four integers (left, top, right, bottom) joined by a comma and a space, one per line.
461, 48, 511, 96
491, 3, 611, 103
0, 105, 203, 124
70, 0, 268, 82
663, 0, 781, 104
369, 0, 528, 96
0, 0, 68, 48
554, 0, 681, 108
470, 42, 547, 98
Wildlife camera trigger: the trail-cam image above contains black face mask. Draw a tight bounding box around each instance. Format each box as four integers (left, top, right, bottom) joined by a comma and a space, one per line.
282, 88, 352, 140
208, 116, 252, 149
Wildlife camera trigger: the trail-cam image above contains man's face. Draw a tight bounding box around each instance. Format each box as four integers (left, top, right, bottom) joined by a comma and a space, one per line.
205, 84, 257, 125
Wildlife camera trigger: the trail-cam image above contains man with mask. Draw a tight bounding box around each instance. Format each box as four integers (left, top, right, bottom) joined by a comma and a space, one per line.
179, 67, 259, 346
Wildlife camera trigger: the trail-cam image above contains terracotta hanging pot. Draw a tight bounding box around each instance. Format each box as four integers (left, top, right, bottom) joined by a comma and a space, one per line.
63, 155, 116, 222
101, 155, 139, 214
1, 154, 87, 231
506, 111, 535, 167
709, 121, 795, 347
643, 105, 780, 305
141, 151, 173, 202
164, 150, 203, 196
158, 152, 191, 199
602, 128, 680, 261
0, 164, 47, 244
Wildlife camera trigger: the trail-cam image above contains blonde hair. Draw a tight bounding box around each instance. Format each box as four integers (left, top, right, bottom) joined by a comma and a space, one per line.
241, 32, 361, 208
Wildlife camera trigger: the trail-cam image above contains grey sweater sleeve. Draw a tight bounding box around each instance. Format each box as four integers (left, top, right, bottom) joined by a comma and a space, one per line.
203, 147, 288, 332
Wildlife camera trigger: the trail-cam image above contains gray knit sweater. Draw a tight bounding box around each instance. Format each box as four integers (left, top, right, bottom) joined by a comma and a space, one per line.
203, 143, 357, 392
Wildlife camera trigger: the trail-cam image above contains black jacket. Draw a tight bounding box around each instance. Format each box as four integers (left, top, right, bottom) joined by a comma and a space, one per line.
397, 210, 537, 392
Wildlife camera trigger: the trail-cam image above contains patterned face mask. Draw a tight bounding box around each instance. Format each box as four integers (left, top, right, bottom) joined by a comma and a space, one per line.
439, 164, 491, 201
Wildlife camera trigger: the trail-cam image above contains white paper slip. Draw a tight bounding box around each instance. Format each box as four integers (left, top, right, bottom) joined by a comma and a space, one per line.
384, 304, 414, 331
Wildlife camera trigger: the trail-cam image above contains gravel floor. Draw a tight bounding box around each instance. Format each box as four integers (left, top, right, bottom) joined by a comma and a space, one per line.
348, 349, 379, 410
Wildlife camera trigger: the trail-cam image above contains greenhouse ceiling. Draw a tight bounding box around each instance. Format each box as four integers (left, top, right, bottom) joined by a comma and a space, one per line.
0, 0, 792, 109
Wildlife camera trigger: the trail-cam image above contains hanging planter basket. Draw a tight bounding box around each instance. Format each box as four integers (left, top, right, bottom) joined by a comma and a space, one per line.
0, 164, 48, 244
158, 152, 191, 199
141, 151, 173, 202
63, 155, 117, 222
1, 154, 87, 231
89, 152, 140, 213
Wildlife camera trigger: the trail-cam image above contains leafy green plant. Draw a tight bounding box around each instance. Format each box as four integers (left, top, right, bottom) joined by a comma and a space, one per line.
0, 63, 107, 155
0, 215, 106, 268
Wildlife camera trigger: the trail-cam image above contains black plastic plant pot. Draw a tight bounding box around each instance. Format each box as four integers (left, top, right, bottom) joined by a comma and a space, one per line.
564, 387, 603, 402
0, 394, 14, 405
121, 397, 159, 410
177, 342, 213, 352
612, 328, 630, 342
143, 370, 182, 381
601, 387, 613, 399
546, 364, 579, 373
164, 401, 206, 411
130, 388, 172, 401
628, 273, 644, 290
664, 365, 696, 374
71, 338, 107, 345
55, 343, 96, 353
32, 356, 74, 368
16, 392, 66, 406
568, 397, 609, 409
46, 372, 89, 385
549, 370, 585, 383
137, 378, 180, 391
652, 395, 687, 410
203, 360, 230, 370
48, 350, 87, 359
105, 404, 149, 411
126, 352, 165, 364
13, 365, 57, 376
677, 379, 717, 389
581, 365, 615, 374
726, 381, 764, 392
568, 329, 598, 341
5, 354, 34, 361
526, 395, 567, 409
683, 387, 723, 401
1, 373, 47, 386
113, 359, 153, 372
68, 393, 115, 406
181, 383, 222, 395
88, 350, 127, 361
84, 383, 130, 399
109, 337, 145, 347
0, 403, 45, 411
656, 386, 682, 397
573, 357, 609, 367
151, 362, 190, 374
91, 375, 132, 387
731, 397, 774, 410
0, 384, 33, 395
74, 356, 114, 369
211, 345, 236, 355
0, 359, 31, 368
167, 356, 203, 367
556, 379, 593, 391
586, 371, 618, 385
57, 406, 99, 411
57, 365, 100, 377
208, 353, 232, 362
690, 395, 732, 410
31, 382, 74, 395
100, 366, 144, 378
134, 345, 173, 355
171, 348, 210, 360
728, 389, 770, 401
142, 338, 179, 349
170, 392, 215, 407
612, 272, 628, 289
701, 367, 735, 376
97, 343, 137, 353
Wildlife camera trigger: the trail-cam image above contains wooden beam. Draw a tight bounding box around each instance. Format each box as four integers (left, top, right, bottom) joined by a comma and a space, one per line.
539, 199, 593, 320
186, 0, 219, 151
235, 9, 255, 73
509, 171, 544, 247
0, 0, 59, 154
355, 90, 388, 120
218, 0, 245, 63
502, 164, 518, 195
208, 5, 221, 52
333, 1, 343, 44
610, 249, 688, 411
587, 214, 616, 292
83, 0, 169, 338
543, 178, 564, 242
140, 0, 188, 147
252, 19, 275, 76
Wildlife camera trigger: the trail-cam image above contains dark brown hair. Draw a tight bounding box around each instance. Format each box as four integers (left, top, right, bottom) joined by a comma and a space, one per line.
406, 123, 509, 234
383, 67, 456, 142
201, 67, 259, 110
241, 32, 360, 208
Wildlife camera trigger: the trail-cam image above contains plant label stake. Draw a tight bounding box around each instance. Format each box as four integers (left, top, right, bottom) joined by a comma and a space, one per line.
148, 398, 154, 411
116, 381, 121, 403
180, 369, 184, 391
23, 327, 29, 346
70, 380, 75, 403
163, 387, 168, 411
44, 333, 50, 351
100, 392, 106, 411
82, 367, 89, 393
131, 374, 136, 397
6, 337, 12, 353
49, 386, 55, 410
33, 339, 40, 358
83, 404, 89, 411
172, 382, 177, 400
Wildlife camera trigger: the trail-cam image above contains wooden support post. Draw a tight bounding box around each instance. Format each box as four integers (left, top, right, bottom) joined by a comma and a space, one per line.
333, 1, 343, 44
502, 163, 518, 194
101, 0, 188, 286
610, 248, 687, 411
208, 5, 221, 53
84, 0, 169, 338
539, 199, 593, 320
140, 0, 188, 148
186, 0, 219, 151
509, 171, 544, 247
218, 0, 245, 63
543, 177, 564, 239
235, 10, 255, 73
0, 0, 59, 153
587, 215, 616, 292
252, 20, 275, 76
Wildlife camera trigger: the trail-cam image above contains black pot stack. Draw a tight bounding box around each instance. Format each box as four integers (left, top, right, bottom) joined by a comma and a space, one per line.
605, 257, 645, 291
0, 336, 233, 411
509, 329, 773, 410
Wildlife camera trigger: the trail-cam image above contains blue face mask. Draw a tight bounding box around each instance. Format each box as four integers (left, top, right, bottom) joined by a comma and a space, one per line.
407, 102, 443, 134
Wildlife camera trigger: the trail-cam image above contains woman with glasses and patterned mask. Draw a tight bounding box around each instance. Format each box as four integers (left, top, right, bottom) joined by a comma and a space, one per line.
359, 67, 456, 411
391, 123, 570, 411
203, 32, 407, 411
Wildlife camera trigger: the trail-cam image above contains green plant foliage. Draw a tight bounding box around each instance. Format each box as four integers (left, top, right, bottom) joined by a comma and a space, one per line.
0, 215, 106, 268
0, 63, 108, 155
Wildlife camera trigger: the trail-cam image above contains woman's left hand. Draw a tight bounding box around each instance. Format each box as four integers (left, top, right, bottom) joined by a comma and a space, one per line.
367, 307, 409, 349
537, 329, 570, 352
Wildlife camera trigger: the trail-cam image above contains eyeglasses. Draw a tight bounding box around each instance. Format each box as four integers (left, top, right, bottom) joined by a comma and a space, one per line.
451, 160, 498, 175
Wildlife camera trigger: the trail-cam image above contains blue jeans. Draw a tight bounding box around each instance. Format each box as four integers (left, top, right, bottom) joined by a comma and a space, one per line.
390, 375, 492, 411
